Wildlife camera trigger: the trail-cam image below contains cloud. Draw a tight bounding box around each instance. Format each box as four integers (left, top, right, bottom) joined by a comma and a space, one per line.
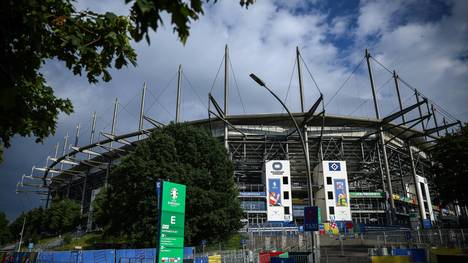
1, 0, 467, 220
355, 0, 403, 39
358, 0, 468, 120
330, 16, 352, 36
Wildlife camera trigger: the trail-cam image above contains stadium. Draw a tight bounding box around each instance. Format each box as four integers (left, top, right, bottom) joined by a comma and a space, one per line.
17, 47, 462, 232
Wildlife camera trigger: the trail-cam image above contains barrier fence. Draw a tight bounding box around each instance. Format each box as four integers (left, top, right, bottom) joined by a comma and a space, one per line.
0, 248, 185, 263
365, 228, 467, 248
240, 228, 468, 251
2, 229, 468, 263
2, 246, 468, 263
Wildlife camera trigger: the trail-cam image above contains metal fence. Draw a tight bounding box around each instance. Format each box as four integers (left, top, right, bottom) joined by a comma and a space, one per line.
197, 228, 468, 263
8, 229, 468, 263
367, 228, 468, 248
241, 231, 314, 251
195, 249, 312, 263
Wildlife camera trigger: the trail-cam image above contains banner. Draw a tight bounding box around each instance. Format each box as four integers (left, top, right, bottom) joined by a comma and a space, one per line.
157, 181, 186, 263
334, 179, 348, 207
350, 192, 384, 198
265, 160, 292, 222
268, 179, 282, 206
317, 161, 351, 221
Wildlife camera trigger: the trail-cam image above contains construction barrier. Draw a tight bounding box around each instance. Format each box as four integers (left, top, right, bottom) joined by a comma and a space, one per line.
36, 249, 116, 262
371, 256, 411, 263
2, 247, 195, 263
0, 251, 15, 263
429, 248, 468, 263
0, 252, 38, 263
259, 251, 284, 263
391, 248, 426, 263
115, 248, 156, 263
270, 258, 294, 263
17, 252, 39, 262
194, 256, 208, 263
207, 255, 221, 263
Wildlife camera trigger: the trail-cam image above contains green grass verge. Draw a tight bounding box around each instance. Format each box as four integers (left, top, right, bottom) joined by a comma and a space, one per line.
203, 233, 243, 251
37, 232, 244, 251
53, 233, 126, 251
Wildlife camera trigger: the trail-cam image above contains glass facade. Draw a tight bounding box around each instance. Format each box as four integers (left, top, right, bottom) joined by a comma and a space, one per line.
240, 200, 266, 211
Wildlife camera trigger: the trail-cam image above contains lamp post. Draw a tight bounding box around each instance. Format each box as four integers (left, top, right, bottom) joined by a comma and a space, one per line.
17, 215, 27, 252
249, 73, 316, 261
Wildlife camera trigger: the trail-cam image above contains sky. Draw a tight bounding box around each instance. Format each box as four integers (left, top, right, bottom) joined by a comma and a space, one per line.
1, 0, 467, 221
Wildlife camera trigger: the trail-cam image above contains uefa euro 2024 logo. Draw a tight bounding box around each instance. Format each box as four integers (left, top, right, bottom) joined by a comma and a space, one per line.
170, 187, 178, 200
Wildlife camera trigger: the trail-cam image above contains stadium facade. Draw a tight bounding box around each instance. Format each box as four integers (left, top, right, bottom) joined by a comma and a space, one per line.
18, 46, 462, 231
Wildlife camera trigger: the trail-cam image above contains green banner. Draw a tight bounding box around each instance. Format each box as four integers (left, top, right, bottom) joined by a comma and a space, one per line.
157, 181, 186, 263
349, 192, 384, 198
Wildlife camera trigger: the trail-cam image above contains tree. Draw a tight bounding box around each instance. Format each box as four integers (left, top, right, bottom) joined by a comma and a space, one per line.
8, 213, 25, 243
7, 199, 81, 244
0, 0, 136, 156
94, 124, 243, 246
8, 211, 42, 243
432, 124, 468, 206
0, 0, 253, 161
0, 212, 11, 245
48, 198, 81, 234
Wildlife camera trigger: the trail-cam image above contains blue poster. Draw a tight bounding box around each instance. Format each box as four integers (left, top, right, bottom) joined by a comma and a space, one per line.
423, 219, 432, 229
268, 179, 282, 206
304, 206, 319, 231
334, 179, 348, 207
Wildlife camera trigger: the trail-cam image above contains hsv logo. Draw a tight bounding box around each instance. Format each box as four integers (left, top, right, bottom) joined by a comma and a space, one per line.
328, 162, 341, 171
272, 162, 283, 170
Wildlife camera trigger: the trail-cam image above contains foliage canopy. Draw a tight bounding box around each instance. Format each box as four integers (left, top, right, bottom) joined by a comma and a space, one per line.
6, 199, 81, 244
93, 124, 243, 246
0, 0, 252, 160
0, 212, 11, 245
432, 124, 468, 206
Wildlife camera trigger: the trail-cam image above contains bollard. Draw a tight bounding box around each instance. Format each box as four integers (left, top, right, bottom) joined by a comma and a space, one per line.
438, 229, 443, 246
340, 234, 344, 256
461, 229, 465, 247
281, 233, 287, 249
315, 231, 321, 262
298, 233, 303, 250
242, 245, 245, 263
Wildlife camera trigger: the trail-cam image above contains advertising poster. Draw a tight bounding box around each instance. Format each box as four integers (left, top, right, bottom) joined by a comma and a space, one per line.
334, 179, 348, 207
319, 161, 351, 221
268, 178, 282, 206
265, 160, 292, 222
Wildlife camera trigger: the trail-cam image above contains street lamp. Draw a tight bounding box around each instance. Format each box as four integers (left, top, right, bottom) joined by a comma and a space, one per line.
249, 73, 313, 205
250, 73, 316, 262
